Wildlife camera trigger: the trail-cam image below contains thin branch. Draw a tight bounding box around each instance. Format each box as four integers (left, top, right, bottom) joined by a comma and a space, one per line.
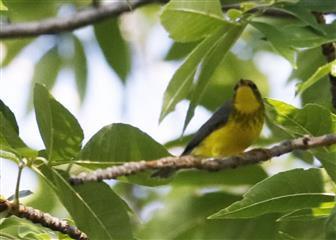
0, 0, 166, 39
0, 199, 88, 240
313, 12, 336, 110
69, 134, 336, 185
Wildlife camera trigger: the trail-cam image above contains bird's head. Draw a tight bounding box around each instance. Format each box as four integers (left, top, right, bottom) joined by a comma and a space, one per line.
233, 79, 263, 114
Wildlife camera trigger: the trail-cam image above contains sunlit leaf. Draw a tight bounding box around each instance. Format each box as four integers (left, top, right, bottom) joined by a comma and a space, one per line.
94, 18, 131, 82
0, 0, 8, 10
209, 168, 335, 219
33, 84, 83, 162
161, 0, 233, 42
1, 39, 32, 67
164, 41, 198, 61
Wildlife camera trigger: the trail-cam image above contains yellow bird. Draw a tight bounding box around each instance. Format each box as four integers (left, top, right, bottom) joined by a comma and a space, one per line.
154, 79, 265, 177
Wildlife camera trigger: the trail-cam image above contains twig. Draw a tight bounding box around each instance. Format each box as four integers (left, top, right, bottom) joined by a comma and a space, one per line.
0, 199, 88, 240
69, 134, 336, 185
313, 12, 336, 110
0, 0, 166, 39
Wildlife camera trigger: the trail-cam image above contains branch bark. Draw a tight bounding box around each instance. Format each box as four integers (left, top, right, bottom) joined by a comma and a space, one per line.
0, 199, 88, 240
0, 0, 165, 39
69, 133, 336, 185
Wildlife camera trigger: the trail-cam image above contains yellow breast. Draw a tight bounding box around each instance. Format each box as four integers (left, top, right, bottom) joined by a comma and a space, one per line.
191, 114, 263, 157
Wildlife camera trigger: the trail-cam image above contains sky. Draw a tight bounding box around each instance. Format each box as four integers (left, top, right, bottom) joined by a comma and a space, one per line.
0, 10, 299, 199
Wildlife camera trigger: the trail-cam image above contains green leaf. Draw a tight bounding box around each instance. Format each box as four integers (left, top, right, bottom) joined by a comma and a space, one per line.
72, 35, 88, 102
266, 99, 334, 136
138, 187, 280, 240
325, 205, 336, 240
209, 168, 335, 219
172, 165, 268, 186
161, 0, 233, 42
80, 123, 171, 186
35, 165, 134, 240
33, 84, 83, 162
164, 41, 198, 61
94, 18, 131, 82
27, 46, 62, 111
314, 150, 336, 183
159, 27, 226, 122
277, 202, 335, 222
183, 24, 247, 131
296, 60, 336, 95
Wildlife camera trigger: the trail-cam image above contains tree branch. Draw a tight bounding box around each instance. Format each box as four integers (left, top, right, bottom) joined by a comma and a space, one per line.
69, 134, 336, 185
0, 199, 88, 240
313, 12, 336, 110
0, 0, 166, 39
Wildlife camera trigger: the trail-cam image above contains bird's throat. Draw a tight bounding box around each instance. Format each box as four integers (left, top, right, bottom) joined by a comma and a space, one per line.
234, 86, 262, 114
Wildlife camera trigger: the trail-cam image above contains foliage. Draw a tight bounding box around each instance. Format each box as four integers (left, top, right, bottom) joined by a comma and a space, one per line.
1, 0, 336, 239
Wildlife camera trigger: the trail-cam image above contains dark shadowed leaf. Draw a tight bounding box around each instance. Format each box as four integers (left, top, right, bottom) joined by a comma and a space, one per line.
33, 84, 83, 162
210, 168, 335, 219
160, 0, 232, 42
0, 99, 19, 134
94, 18, 131, 82
325, 205, 336, 240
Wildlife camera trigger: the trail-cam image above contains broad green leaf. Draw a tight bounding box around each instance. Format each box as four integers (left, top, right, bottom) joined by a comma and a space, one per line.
209, 168, 335, 219
161, 0, 233, 42
138, 187, 280, 240
33, 84, 83, 162
0, 0, 7, 10
296, 60, 336, 95
94, 18, 131, 82
276, 202, 335, 222
80, 123, 170, 186
72, 35, 88, 102
165, 41, 198, 61
27, 46, 62, 111
325, 205, 336, 240
160, 27, 226, 121
183, 24, 247, 131
35, 165, 134, 240
1, 39, 32, 67
172, 165, 268, 186
266, 99, 334, 136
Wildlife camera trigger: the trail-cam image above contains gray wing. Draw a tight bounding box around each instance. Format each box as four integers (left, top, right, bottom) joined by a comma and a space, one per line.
181, 100, 233, 155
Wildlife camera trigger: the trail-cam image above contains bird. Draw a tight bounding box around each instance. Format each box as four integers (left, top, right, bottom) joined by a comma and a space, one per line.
153, 79, 265, 178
